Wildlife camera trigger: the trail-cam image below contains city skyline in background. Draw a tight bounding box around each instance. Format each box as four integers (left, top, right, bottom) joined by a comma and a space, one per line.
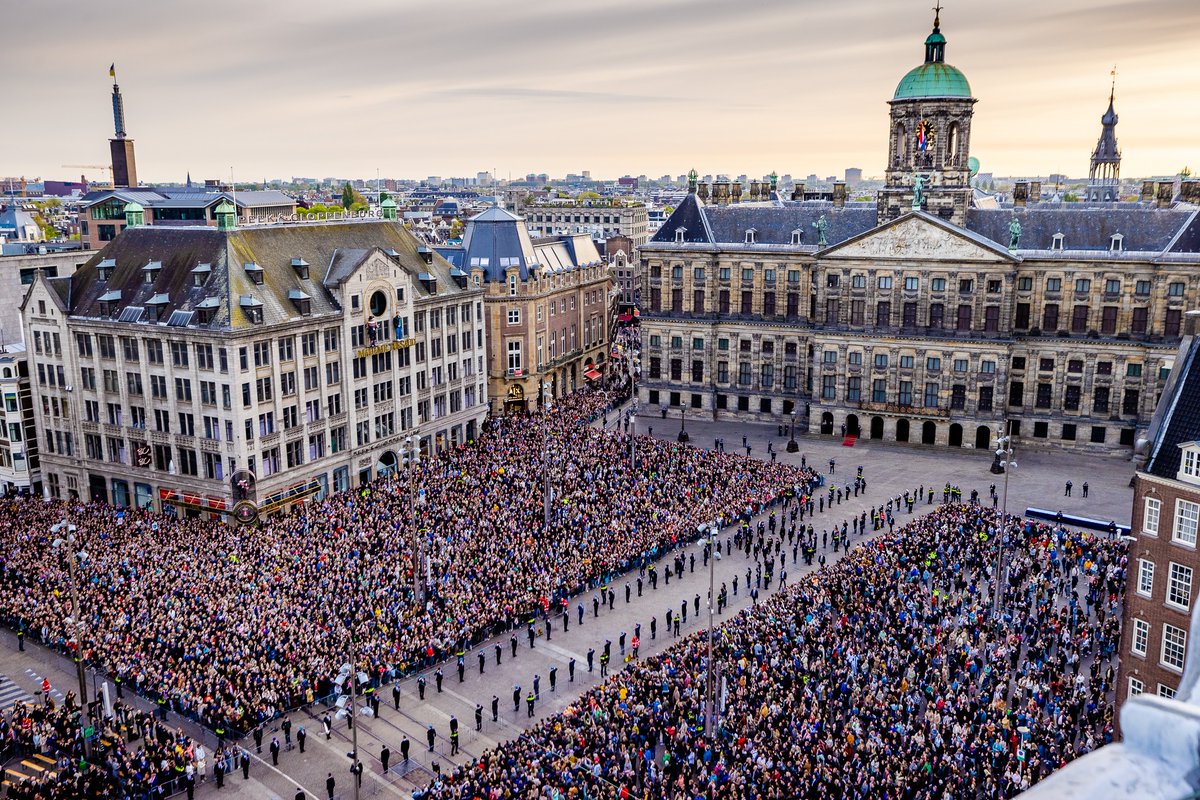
2, 0, 1198, 184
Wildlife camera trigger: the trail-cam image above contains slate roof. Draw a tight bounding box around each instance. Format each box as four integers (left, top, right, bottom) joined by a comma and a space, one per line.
437, 206, 602, 283
706, 203, 878, 247
647, 193, 877, 248
52, 219, 464, 330
1167, 211, 1200, 253
80, 187, 295, 211
1143, 331, 1200, 481
649, 193, 714, 244
644, 192, 1200, 257
966, 207, 1198, 253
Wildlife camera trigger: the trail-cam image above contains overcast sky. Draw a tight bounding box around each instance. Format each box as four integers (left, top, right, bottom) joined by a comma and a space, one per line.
2, 0, 1197, 184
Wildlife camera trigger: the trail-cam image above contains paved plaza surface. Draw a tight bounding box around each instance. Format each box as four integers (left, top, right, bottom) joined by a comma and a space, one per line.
0, 413, 1135, 798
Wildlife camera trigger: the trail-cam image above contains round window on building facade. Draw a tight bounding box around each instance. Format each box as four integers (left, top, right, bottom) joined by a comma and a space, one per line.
369, 289, 388, 317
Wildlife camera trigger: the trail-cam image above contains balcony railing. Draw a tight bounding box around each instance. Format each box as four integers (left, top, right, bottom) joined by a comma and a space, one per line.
856, 400, 950, 419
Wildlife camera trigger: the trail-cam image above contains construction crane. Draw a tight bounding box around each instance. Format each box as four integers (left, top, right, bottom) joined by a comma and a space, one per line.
61, 165, 114, 187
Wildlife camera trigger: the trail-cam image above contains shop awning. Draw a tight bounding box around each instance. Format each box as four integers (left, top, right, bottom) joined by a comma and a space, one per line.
584, 368, 603, 381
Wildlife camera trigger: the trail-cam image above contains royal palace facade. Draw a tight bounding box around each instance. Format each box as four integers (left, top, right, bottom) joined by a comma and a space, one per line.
638, 13, 1200, 455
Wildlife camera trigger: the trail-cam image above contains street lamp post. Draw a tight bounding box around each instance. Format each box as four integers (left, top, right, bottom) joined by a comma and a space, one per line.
786, 411, 799, 453
703, 522, 719, 738
342, 652, 362, 800
403, 436, 423, 605
677, 408, 689, 443
51, 520, 91, 760
991, 421, 1017, 620
629, 412, 637, 469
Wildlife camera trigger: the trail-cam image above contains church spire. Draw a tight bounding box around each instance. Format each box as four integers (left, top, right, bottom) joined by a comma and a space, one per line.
1088, 68, 1121, 201
110, 65, 128, 139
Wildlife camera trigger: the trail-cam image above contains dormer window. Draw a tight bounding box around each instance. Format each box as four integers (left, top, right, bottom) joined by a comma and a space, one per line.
675, 227, 686, 243
192, 263, 211, 287
146, 293, 170, 323
1110, 233, 1124, 252
291, 258, 310, 280
745, 229, 757, 244
1051, 233, 1064, 251
143, 260, 162, 285
288, 289, 312, 316
97, 258, 116, 282
196, 296, 219, 324
98, 289, 121, 318
1181, 444, 1200, 485
240, 295, 264, 324
791, 229, 803, 245
244, 262, 264, 286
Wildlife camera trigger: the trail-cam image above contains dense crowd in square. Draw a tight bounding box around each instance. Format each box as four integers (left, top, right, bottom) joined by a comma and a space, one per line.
0, 381, 812, 798
415, 504, 1126, 800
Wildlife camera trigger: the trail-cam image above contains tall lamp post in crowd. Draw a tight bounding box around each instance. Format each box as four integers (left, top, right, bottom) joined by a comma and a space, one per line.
990, 421, 1017, 619
403, 436, 424, 605
51, 520, 91, 759
786, 410, 799, 453
677, 408, 689, 443
702, 521, 721, 738
338, 652, 363, 800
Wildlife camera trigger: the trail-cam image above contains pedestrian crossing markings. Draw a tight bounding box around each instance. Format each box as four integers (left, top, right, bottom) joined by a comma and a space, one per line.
0, 673, 34, 710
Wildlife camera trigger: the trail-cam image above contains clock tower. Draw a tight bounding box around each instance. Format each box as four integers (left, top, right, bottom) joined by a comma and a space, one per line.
878, 7, 976, 226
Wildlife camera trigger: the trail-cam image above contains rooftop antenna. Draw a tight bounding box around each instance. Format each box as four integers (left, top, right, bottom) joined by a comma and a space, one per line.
230, 167, 238, 220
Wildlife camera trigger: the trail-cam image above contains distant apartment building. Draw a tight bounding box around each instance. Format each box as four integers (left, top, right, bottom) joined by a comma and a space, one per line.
606, 235, 640, 309
0, 345, 39, 496
0, 251, 91, 338
77, 187, 296, 250
1120, 313, 1200, 705
519, 202, 650, 247
21, 202, 485, 519
438, 207, 612, 413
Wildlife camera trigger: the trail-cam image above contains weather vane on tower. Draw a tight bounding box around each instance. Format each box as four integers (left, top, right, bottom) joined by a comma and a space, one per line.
932, 1, 942, 27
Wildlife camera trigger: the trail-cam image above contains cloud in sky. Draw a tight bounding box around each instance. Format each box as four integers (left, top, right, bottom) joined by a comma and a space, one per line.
2, 0, 1197, 183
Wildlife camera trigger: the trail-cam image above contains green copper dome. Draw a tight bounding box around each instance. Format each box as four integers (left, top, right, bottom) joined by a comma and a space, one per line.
894, 62, 972, 99
894, 13, 972, 100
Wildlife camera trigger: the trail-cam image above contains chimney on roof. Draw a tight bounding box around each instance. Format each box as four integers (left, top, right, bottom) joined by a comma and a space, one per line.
748, 181, 760, 202
710, 181, 729, 206
1012, 181, 1029, 208
1141, 181, 1156, 203
697, 182, 710, 202
791, 182, 805, 202
731, 181, 743, 204
1028, 181, 1042, 205
1157, 181, 1174, 208
832, 182, 847, 209
1180, 180, 1200, 206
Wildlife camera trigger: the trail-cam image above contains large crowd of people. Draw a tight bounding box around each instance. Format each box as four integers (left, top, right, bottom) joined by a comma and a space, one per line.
415, 504, 1127, 800
1, 695, 206, 799
0, 384, 813, 746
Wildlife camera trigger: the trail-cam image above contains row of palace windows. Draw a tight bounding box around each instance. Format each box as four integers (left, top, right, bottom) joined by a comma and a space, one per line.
651, 264, 1188, 299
